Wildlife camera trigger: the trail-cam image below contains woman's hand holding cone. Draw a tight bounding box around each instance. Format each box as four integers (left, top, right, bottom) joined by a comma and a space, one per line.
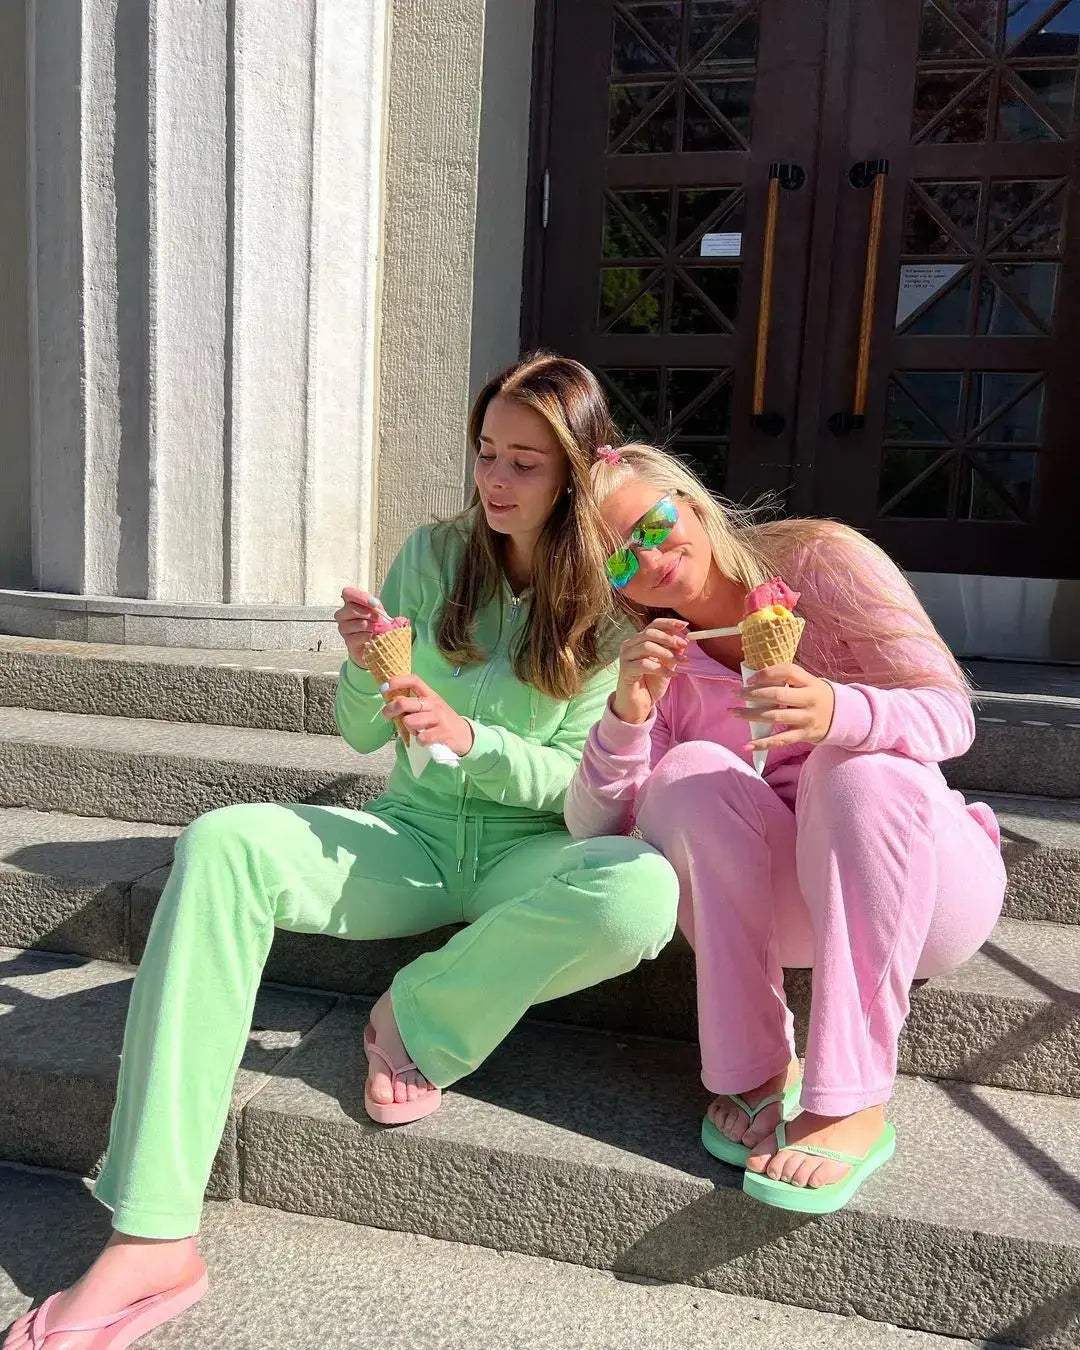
379, 675, 475, 757
732, 663, 836, 752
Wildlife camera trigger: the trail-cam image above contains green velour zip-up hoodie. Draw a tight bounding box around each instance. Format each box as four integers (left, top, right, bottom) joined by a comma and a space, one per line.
334, 520, 621, 837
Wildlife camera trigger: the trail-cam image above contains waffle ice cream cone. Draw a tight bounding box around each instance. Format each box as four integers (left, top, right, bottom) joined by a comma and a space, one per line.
740, 607, 805, 671
365, 622, 413, 744
739, 578, 805, 777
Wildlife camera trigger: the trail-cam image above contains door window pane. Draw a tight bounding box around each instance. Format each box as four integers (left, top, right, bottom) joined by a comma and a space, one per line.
975, 383, 1045, 442
1013, 1, 1080, 56
905, 270, 974, 333
604, 191, 670, 257
603, 368, 661, 438
612, 15, 674, 76
1005, 0, 1057, 47
919, 1, 986, 58
988, 261, 1060, 329
689, 0, 753, 56
599, 269, 664, 333
609, 84, 677, 152
879, 450, 954, 517
905, 371, 966, 434
915, 71, 993, 141
670, 268, 739, 331
693, 12, 759, 70
903, 181, 982, 251
668, 369, 734, 435
988, 180, 1064, 251
677, 188, 743, 253
621, 3, 683, 57
976, 274, 1043, 334
999, 69, 1077, 139
962, 451, 1037, 519
968, 372, 1044, 433
683, 81, 754, 148
885, 382, 951, 442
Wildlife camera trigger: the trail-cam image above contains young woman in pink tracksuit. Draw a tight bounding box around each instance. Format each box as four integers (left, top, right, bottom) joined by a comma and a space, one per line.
565, 442, 1006, 1214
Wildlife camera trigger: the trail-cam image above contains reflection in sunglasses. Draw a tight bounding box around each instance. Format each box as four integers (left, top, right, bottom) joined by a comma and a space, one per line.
605, 496, 679, 589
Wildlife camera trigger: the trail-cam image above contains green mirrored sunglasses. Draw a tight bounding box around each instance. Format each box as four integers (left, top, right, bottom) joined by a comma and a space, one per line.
605, 496, 679, 589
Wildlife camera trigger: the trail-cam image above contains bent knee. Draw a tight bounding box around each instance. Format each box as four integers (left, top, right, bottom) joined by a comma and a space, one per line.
801, 744, 929, 795
579, 839, 679, 955
175, 802, 288, 861
637, 740, 762, 838
797, 746, 935, 832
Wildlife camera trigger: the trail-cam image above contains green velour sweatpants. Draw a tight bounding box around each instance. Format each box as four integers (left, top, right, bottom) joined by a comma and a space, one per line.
93, 801, 678, 1237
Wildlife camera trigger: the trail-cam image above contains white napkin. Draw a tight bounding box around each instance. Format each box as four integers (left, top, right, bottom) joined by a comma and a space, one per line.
404, 735, 460, 777
741, 661, 769, 777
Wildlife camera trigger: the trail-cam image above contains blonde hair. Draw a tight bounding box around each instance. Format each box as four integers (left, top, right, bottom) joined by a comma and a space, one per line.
591, 442, 969, 693
434, 352, 621, 701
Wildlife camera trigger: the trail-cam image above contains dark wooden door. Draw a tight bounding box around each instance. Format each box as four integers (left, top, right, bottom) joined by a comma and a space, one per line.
811, 0, 1080, 578
529, 0, 1080, 580
533, 0, 830, 502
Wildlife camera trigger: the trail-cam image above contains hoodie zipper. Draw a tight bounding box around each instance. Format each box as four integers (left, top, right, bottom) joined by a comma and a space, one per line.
455, 587, 525, 874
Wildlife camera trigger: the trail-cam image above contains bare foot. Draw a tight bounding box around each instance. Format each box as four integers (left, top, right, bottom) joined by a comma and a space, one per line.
745, 1104, 888, 1189
706, 1060, 801, 1151
3, 1234, 204, 1350
366, 991, 436, 1107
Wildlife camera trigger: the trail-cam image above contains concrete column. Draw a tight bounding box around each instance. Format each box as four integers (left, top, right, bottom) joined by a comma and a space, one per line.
0, 0, 32, 588
375, 0, 489, 582
5, 0, 388, 647
375, 0, 537, 580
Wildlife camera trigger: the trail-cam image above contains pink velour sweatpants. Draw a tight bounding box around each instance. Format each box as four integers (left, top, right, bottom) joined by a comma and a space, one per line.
634, 740, 1007, 1115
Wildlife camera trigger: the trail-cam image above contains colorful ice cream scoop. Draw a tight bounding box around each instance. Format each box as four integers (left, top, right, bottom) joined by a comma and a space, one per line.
369, 613, 411, 636
743, 577, 801, 619
740, 578, 805, 672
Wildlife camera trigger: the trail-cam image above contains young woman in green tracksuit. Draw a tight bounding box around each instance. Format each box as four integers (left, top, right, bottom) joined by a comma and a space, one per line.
4, 353, 679, 1350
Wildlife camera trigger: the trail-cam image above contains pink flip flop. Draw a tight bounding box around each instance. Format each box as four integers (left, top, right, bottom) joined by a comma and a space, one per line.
363, 1021, 442, 1125
19, 1267, 207, 1349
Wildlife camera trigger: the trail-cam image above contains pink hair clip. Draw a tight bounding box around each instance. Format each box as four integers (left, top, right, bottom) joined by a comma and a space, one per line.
595, 444, 623, 466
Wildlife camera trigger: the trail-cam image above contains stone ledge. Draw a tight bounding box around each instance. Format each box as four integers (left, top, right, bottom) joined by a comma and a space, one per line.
0, 592, 339, 651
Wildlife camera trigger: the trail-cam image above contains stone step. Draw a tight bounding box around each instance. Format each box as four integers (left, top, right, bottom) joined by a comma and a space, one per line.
3, 637, 1080, 796
2, 804, 1079, 1095
0, 635, 342, 736
1, 1169, 992, 1350
0, 707, 394, 826
0, 948, 1075, 1348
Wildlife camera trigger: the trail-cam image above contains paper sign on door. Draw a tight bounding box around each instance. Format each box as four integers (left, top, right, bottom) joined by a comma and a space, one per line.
895, 263, 964, 327
700, 232, 742, 258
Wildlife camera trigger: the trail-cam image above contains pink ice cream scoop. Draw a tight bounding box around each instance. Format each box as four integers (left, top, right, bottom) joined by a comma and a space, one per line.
369, 613, 410, 635
743, 577, 801, 616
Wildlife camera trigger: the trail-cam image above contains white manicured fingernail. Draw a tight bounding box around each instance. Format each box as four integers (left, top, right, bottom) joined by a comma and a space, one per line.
378, 682, 390, 694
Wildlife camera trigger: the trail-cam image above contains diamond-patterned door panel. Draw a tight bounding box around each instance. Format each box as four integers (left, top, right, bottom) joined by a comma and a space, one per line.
880, 370, 1045, 520
895, 177, 1066, 333
599, 185, 746, 334
608, 1, 760, 154
601, 366, 734, 488
913, 0, 1080, 143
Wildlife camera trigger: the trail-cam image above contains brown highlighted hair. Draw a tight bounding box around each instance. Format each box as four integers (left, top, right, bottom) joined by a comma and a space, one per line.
435, 351, 620, 700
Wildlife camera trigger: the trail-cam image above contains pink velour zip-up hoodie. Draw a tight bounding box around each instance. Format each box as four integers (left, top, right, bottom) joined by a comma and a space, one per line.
564, 528, 998, 846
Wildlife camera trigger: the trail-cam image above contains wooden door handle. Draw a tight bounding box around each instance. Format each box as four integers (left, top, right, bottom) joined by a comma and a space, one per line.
829, 159, 889, 436
752, 161, 805, 437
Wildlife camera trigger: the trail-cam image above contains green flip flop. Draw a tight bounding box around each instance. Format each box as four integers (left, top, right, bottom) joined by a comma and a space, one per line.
741, 1119, 897, 1213
701, 1076, 803, 1168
